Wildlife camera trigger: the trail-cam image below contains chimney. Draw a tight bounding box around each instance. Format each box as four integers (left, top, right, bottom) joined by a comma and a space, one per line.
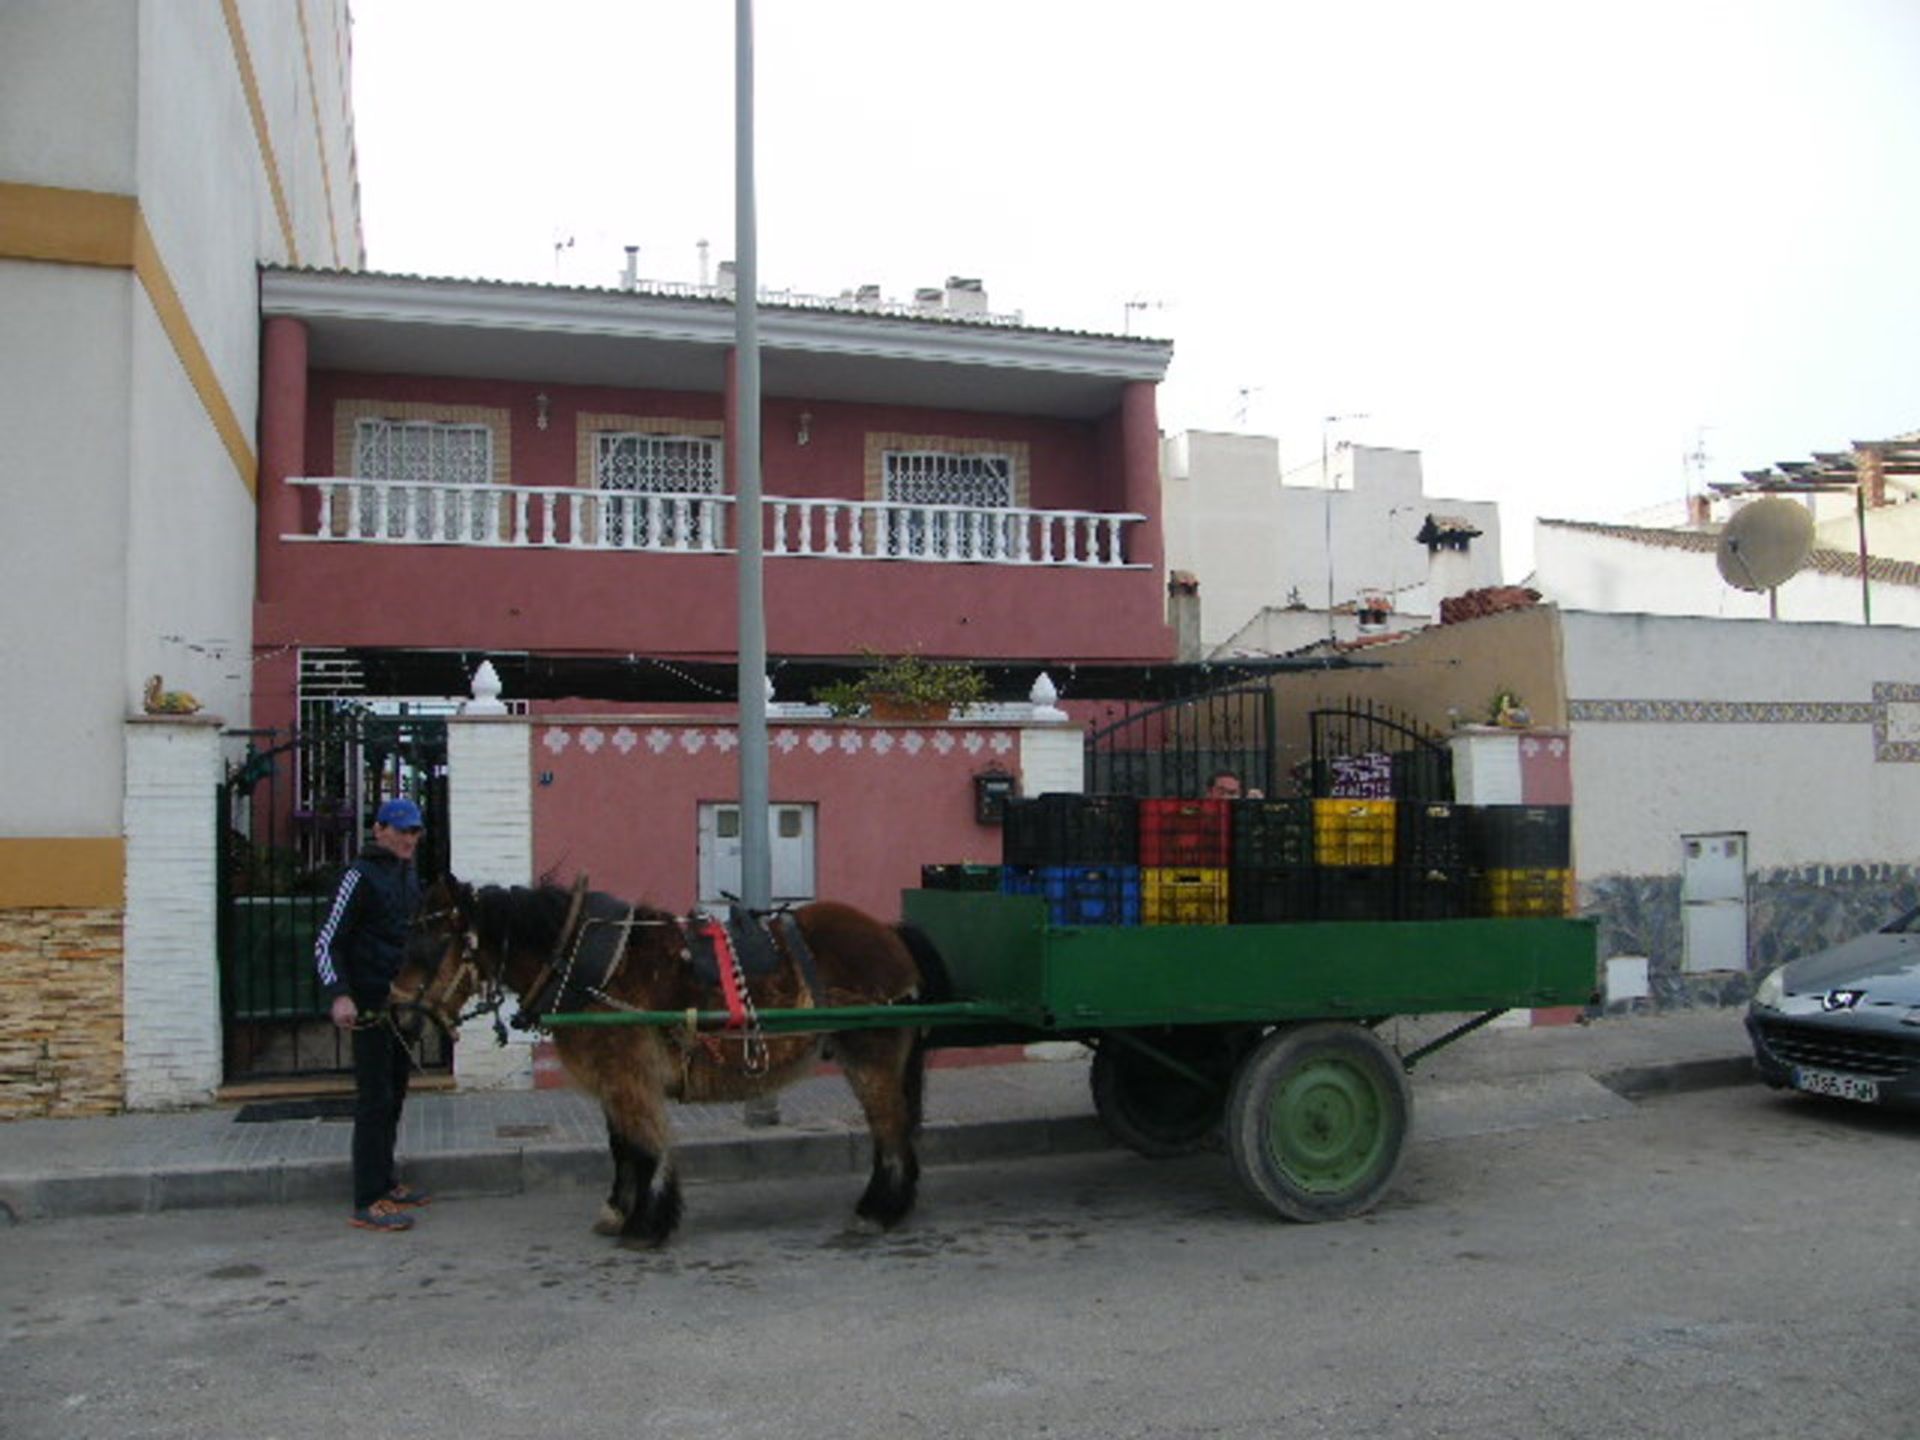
716, 260, 737, 297
1416, 513, 1483, 625
697, 238, 710, 287
855, 283, 882, 307
622, 246, 638, 291
1685, 493, 1712, 527
944, 276, 987, 315
1167, 571, 1202, 663
913, 286, 944, 314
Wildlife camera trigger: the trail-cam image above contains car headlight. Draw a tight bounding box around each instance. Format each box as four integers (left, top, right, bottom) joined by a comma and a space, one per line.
1752, 967, 1786, 1010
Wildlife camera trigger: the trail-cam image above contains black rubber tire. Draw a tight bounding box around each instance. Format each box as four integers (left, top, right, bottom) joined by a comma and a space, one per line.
1089, 1029, 1230, 1158
1226, 1022, 1412, 1222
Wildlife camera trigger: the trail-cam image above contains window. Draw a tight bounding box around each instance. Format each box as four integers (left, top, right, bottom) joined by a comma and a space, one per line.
351, 417, 495, 540
882, 449, 1015, 558
593, 432, 723, 547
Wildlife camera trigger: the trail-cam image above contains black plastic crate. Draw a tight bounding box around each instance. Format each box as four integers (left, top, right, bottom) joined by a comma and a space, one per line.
1229, 867, 1318, 924
1468, 806, 1571, 868
1398, 802, 1468, 872
1230, 798, 1315, 869
920, 863, 1003, 892
1316, 868, 1398, 922
1001, 794, 1140, 865
1395, 873, 1469, 921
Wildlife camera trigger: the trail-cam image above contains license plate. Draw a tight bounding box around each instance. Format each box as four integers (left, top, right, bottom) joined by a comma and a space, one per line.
1792, 1066, 1879, 1104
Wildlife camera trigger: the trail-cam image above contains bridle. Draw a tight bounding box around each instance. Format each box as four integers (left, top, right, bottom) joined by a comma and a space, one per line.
395, 893, 510, 1045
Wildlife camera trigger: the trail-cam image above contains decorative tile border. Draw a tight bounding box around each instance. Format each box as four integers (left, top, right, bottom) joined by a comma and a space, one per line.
1570, 682, 1920, 762
541, 724, 1017, 761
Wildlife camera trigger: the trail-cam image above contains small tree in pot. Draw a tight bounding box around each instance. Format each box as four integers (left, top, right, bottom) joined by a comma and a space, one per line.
812, 652, 989, 720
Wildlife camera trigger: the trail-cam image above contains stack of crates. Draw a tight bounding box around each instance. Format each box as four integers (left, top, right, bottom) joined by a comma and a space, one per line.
1395, 802, 1469, 919
919, 863, 1002, 892
1139, 799, 1232, 924
1470, 805, 1573, 916
999, 794, 1141, 925
1314, 797, 1399, 921
1228, 798, 1317, 923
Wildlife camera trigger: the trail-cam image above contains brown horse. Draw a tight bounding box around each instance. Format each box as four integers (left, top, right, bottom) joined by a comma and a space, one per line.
394, 875, 950, 1249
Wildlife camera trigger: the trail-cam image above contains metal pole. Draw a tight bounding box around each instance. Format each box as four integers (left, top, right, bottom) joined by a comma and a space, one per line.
734, 0, 770, 911
1856, 481, 1872, 626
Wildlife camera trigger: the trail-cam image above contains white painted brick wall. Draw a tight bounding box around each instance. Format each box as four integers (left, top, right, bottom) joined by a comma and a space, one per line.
1018, 725, 1085, 797
122, 718, 223, 1109
446, 717, 537, 1089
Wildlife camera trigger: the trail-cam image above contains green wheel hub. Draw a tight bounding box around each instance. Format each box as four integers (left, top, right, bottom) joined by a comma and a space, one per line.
1265, 1054, 1392, 1193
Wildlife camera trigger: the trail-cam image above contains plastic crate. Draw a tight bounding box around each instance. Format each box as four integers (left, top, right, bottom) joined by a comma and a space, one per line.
1468, 806, 1571, 869
920, 863, 1003, 892
1231, 798, 1315, 870
1229, 867, 1318, 924
1001, 794, 1140, 865
1000, 864, 1142, 925
1142, 867, 1230, 925
1395, 873, 1470, 921
1397, 802, 1467, 872
1316, 868, 1398, 922
1312, 798, 1398, 867
1138, 798, 1232, 867
1474, 867, 1574, 917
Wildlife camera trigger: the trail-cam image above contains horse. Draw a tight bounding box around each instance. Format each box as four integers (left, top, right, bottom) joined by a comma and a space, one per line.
393, 874, 951, 1249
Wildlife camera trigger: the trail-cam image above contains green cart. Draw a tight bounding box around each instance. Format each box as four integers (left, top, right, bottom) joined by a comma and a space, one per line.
899, 889, 1598, 1222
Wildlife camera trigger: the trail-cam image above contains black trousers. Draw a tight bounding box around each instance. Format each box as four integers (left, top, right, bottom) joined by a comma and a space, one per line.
351, 1019, 412, 1209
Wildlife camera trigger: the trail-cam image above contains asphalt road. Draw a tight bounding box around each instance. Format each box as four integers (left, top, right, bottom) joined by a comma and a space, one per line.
4, 1081, 1919, 1440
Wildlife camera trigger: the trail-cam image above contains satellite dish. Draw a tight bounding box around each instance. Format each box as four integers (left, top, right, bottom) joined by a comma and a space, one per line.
1716, 497, 1814, 593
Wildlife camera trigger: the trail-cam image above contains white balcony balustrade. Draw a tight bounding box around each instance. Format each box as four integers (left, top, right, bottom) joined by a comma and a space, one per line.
284, 478, 1143, 568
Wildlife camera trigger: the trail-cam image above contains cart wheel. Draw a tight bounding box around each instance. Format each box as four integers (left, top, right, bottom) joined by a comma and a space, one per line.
1090, 1029, 1232, 1158
1226, 1022, 1411, 1222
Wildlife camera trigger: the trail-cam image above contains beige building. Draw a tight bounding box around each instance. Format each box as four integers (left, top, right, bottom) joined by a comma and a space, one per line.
0, 1, 361, 1115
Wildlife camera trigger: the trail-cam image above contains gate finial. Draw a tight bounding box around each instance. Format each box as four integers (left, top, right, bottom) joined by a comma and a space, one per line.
464, 660, 508, 715
1029, 672, 1066, 722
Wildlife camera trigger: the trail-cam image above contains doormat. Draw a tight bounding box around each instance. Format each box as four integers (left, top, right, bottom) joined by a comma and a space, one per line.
233, 1098, 356, 1123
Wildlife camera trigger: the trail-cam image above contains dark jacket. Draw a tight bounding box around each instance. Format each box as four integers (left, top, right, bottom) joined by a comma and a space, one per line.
314, 843, 422, 1007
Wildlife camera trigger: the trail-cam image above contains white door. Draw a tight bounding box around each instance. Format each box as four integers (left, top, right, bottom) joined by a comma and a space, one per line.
1681, 831, 1748, 972
698, 803, 816, 911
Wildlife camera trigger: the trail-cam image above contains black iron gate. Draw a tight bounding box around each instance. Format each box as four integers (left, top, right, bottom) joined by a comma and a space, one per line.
1085, 682, 1277, 798
1306, 701, 1453, 800
216, 708, 451, 1084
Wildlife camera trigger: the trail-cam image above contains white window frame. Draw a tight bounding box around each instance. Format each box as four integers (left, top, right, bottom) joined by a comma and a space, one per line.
592, 431, 724, 547
882, 448, 1015, 558
351, 417, 495, 540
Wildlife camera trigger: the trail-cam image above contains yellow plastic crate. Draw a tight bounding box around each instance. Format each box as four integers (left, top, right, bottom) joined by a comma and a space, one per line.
1476, 867, 1574, 917
1312, 798, 1398, 867
1142, 867, 1230, 925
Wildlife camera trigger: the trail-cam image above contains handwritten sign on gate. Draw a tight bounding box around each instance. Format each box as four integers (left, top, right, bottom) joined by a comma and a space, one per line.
1328, 750, 1393, 799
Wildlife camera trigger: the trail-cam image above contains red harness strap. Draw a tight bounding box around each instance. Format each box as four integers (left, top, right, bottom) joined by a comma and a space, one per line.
699, 917, 749, 1029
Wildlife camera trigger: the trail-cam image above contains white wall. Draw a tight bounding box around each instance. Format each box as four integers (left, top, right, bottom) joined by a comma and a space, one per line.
1533, 520, 1920, 627
0, 2, 137, 189
1563, 610, 1920, 877
1163, 432, 1503, 653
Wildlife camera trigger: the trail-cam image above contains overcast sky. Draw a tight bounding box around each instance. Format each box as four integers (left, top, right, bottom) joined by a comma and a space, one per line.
349, 0, 1920, 579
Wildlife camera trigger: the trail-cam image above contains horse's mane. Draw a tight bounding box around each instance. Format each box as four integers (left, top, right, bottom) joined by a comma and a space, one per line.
472, 882, 673, 952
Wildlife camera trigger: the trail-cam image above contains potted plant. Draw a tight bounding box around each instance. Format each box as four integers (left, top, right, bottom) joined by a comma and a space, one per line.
812, 652, 989, 721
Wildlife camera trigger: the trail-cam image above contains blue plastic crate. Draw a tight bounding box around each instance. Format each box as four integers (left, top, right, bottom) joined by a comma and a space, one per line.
1001, 864, 1142, 926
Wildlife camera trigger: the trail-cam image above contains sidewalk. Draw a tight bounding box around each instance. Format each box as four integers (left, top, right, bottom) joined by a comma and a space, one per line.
0, 1009, 1755, 1225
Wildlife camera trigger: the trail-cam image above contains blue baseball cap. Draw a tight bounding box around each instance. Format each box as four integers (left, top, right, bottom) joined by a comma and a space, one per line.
375, 797, 424, 831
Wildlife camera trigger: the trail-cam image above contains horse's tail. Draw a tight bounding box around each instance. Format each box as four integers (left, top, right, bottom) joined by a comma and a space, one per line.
892, 921, 953, 1134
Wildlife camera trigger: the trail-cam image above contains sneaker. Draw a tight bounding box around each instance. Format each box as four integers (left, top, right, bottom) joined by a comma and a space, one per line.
350, 1198, 415, 1232
385, 1184, 431, 1208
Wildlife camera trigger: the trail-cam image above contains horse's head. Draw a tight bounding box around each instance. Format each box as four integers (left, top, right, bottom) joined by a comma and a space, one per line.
389, 874, 490, 1038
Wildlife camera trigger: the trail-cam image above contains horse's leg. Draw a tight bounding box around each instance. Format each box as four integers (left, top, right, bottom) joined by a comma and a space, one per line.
833, 1027, 928, 1231
600, 1068, 682, 1249
593, 1114, 629, 1236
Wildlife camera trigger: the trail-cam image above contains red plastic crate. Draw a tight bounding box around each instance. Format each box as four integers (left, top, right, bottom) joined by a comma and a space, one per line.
1138, 798, 1231, 867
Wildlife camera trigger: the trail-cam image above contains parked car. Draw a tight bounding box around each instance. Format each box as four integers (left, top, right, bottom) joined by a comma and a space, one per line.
1747, 906, 1920, 1109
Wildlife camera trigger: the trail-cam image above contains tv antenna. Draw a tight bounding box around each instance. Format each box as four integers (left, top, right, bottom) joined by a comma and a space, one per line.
1122, 297, 1165, 335
1234, 386, 1265, 428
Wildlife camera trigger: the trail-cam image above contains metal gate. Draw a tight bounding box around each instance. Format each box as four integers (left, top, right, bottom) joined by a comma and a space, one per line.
216, 707, 451, 1084
1085, 682, 1277, 798
1306, 701, 1453, 800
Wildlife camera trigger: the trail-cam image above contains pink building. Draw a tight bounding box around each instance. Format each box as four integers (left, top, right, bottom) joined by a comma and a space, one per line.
245, 269, 1175, 920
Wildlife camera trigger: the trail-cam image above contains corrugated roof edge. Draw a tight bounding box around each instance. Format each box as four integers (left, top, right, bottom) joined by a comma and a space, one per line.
1538, 517, 1920, 588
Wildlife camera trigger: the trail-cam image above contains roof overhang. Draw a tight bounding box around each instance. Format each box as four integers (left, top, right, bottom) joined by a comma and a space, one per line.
260, 269, 1173, 420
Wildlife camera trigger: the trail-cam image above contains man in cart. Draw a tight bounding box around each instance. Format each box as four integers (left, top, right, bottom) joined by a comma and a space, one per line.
315, 796, 432, 1233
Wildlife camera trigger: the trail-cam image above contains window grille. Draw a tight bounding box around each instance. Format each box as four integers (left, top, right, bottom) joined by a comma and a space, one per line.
593, 432, 723, 547
352, 419, 493, 540
882, 450, 1014, 558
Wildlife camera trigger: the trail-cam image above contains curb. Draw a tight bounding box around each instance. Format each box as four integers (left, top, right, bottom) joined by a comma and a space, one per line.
1597, 1054, 1756, 1099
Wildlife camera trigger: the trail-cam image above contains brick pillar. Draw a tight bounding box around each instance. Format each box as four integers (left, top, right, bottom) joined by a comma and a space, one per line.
445, 714, 536, 1089
123, 716, 225, 1109
258, 317, 308, 597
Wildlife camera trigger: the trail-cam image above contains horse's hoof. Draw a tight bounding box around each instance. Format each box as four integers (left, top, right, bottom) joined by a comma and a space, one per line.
614, 1232, 668, 1253
591, 1203, 624, 1237
845, 1214, 887, 1238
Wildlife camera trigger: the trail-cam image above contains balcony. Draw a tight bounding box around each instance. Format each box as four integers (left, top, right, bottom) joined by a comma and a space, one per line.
284, 477, 1146, 568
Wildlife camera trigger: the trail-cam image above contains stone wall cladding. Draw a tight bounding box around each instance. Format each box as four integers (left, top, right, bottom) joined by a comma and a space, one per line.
0, 907, 124, 1118
1585, 864, 1920, 1014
